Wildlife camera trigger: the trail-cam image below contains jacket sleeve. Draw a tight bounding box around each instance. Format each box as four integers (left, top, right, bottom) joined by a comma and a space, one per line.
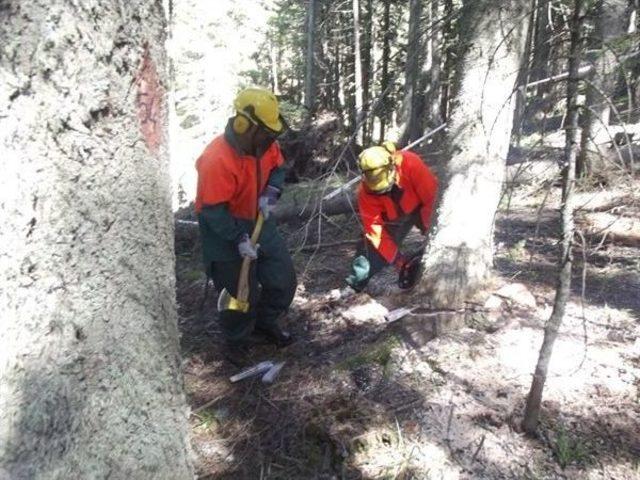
196, 152, 238, 207
358, 188, 399, 264
267, 166, 286, 190
196, 152, 244, 242
199, 203, 244, 243
406, 152, 438, 230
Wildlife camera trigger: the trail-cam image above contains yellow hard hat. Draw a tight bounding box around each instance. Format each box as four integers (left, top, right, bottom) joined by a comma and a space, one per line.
234, 87, 287, 135
358, 145, 398, 193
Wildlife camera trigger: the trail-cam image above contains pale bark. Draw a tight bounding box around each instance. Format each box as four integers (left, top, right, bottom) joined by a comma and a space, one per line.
418, 0, 531, 308
523, 0, 584, 433
0, 1, 193, 478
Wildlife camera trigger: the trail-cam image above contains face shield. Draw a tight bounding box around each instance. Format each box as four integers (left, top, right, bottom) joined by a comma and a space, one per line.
362, 165, 396, 193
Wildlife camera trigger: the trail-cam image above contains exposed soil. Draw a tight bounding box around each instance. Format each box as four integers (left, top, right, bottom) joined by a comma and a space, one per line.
176, 180, 640, 479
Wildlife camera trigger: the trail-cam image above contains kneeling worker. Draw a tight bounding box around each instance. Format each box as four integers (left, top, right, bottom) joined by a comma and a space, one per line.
195, 87, 296, 347
346, 142, 438, 292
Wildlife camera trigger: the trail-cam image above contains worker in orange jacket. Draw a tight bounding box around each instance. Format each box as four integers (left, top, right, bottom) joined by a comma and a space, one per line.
195, 88, 296, 347
346, 142, 438, 291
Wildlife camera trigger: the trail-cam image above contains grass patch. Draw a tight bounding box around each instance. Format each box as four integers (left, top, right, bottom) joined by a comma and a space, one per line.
194, 408, 219, 432
338, 336, 400, 374
551, 424, 591, 469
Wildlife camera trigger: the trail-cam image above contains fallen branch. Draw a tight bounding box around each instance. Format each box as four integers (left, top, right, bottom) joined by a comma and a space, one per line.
296, 239, 359, 252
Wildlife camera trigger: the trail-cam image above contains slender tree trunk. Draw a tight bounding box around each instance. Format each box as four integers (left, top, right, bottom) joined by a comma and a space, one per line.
530, 0, 552, 96
379, 0, 392, 142
0, 1, 193, 477
398, 0, 424, 145
362, 0, 374, 143
353, 0, 364, 144
439, 0, 456, 122
334, 31, 343, 113
305, 0, 317, 116
523, 0, 584, 434
271, 39, 280, 95
426, 0, 444, 131
577, 0, 629, 176
512, 0, 538, 145
418, 0, 531, 308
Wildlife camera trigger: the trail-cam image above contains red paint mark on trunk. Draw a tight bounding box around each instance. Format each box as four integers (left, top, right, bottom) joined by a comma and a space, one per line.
136, 45, 163, 154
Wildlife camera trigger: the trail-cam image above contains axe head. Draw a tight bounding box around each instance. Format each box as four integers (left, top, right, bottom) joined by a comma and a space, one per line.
217, 288, 250, 313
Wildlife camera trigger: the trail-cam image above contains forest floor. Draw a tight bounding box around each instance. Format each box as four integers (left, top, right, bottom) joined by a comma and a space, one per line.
175, 172, 640, 480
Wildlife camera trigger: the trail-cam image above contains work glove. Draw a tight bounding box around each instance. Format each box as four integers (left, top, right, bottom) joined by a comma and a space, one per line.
237, 233, 259, 260
397, 253, 422, 290
345, 255, 370, 292
258, 185, 281, 220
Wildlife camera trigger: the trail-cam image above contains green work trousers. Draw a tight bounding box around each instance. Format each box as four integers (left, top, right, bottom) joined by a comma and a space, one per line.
210, 230, 296, 342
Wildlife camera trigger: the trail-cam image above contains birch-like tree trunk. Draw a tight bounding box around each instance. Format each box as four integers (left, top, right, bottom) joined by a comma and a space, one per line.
418, 0, 531, 308
0, 1, 193, 477
523, 0, 584, 434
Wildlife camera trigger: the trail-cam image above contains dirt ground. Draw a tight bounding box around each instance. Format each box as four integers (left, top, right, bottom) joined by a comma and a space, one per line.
175, 180, 640, 479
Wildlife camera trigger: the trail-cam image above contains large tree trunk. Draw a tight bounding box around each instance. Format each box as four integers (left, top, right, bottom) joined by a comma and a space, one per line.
523, 0, 584, 434
577, 0, 629, 176
0, 1, 193, 478
418, 0, 531, 308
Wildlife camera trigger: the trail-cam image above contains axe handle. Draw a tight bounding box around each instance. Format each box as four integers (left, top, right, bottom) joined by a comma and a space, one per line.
236, 212, 265, 304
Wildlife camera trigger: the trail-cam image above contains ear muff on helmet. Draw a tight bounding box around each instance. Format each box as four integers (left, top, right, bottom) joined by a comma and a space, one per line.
233, 88, 288, 136
232, 112, 253, 134
382, 140, 397, 154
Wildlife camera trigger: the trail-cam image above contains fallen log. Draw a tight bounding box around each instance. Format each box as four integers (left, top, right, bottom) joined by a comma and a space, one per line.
174, 192, 356, 239
579, 211, 640, 247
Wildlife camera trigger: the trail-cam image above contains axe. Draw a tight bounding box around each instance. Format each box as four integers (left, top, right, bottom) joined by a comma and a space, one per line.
217, 212, 265, 313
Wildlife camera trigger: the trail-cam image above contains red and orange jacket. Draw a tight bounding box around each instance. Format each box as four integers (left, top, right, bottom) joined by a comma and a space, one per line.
195, 135, 284, 219
195, 125, 286, 263
357, 150, 438, 263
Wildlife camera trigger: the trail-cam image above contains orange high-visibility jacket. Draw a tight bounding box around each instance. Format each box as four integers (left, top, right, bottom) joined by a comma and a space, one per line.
357, 150, 438, 263
195, 135, 284, 220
